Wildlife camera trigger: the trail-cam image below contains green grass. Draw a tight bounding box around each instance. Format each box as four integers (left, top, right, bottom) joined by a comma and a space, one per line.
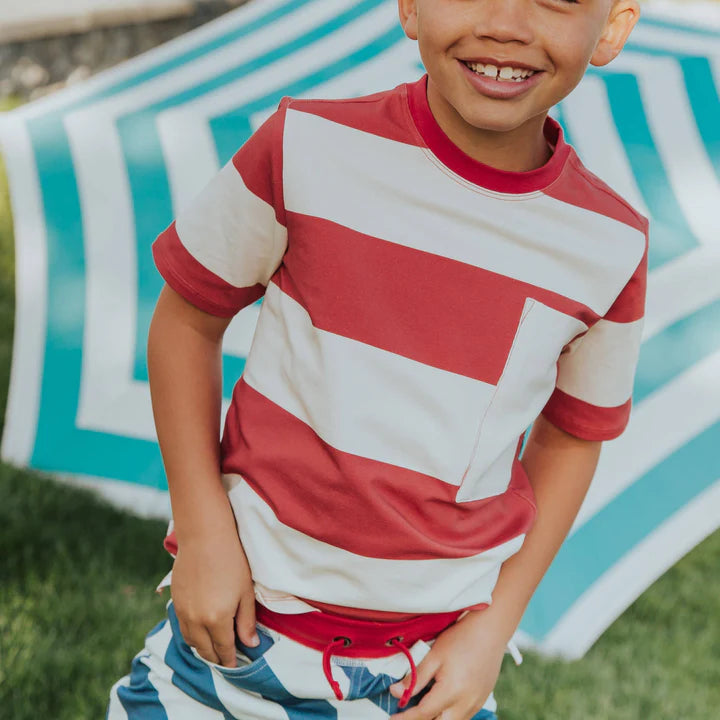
1, 97, 719, 720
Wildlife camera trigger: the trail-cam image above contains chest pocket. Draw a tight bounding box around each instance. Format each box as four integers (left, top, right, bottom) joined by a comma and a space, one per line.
456, 297, 588, 503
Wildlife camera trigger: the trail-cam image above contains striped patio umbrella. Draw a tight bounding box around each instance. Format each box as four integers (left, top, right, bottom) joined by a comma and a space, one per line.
1, 0, 718, 658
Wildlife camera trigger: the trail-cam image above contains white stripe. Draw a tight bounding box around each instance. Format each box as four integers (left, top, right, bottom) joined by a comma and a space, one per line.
556, 317, 645, 408
158, 0, 395, 214
632, 29, 720, 57
332, 697, 397, 718
223, 302, 262, 359
608, 52, 720, 249
74, 0, 360, 125
10, 0, 315, 121
644, 245, 720, 341
0, 118, 47, 466
65, 115, 159, 441
244, 283, 493, 485
561, 74, 648, 214
227, 475, 526, 613
160, 689, 227, 720
175, 159, 287, 288
261, 633, 356, 704
713, 55, 720, 93
107, 676, 131, 719
59, 473, 171, 520
574, 347, 720, 531
66, 119, 263, 441
209, 672, 287, 720
141, 622, 227, 720
246, 41, 421, 130
542, 479, 720, 659
161, 116, 220, 214
460, 298, 588, 501
283, 109, 646, 316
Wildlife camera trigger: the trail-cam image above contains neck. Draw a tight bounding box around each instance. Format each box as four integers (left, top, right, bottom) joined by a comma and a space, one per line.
426, 78, 552, 173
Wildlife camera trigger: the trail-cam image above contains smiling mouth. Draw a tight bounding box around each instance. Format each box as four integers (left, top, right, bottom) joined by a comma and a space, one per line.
462, 60, 538, 83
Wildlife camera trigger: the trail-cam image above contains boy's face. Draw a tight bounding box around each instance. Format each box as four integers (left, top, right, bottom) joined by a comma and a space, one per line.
399, 0, 640, 137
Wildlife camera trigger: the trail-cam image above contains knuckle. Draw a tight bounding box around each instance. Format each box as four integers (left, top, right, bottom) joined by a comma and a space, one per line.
202, 610, 222, 626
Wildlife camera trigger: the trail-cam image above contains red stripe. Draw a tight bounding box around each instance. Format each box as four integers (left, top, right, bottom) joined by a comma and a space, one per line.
541, 387, 632, 440
542, 155, 648, 322
152, 222, 265, 317
544, 153, 648, 235
232, 97, 288, 226
287, 88, 422, 146
604, 234, 648, 323
276, 212, 596, 383
220, 379, 536, 560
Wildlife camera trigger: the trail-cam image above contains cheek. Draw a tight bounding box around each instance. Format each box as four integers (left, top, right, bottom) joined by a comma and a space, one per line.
549, 16, 606, 76
548, 36, 597, 88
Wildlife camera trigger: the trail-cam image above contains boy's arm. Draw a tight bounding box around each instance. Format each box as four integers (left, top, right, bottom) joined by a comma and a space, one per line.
148, 283, 231, 542
389, 414, 602, 718
148, 284, 259, 667
464, 413, 602, 644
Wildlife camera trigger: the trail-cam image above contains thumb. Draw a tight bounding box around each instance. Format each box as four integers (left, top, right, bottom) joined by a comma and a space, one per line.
389, 651, 439, 699
235, 591, 259, 647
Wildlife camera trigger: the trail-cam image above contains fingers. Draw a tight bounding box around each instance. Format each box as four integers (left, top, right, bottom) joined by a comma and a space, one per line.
235, 591, 260, 648
389, 651, 440, 703
178, 613, 237, 668
388, 652, 445, 719
388, 686, 448, 720
178, 618, 221, 665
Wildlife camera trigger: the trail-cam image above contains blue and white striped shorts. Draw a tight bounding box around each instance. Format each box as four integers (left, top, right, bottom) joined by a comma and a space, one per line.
107, 600, 499, 719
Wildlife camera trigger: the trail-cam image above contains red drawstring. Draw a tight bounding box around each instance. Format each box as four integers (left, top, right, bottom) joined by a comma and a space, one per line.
321, 635, 417, 707
389, 636, 417, 708
322, 637, 351, 700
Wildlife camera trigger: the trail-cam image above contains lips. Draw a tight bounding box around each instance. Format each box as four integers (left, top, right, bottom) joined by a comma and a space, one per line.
457, 58, 543, 100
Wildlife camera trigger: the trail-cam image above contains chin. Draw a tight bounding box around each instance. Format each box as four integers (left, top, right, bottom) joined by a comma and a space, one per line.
459, 108, 532, 134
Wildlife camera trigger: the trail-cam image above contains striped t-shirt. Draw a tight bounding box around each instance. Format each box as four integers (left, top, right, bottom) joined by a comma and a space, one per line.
153, 74, 649, 620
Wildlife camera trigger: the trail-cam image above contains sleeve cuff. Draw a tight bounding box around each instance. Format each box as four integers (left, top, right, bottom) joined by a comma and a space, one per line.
152, 222, 265, 317
540, 387, 632, 441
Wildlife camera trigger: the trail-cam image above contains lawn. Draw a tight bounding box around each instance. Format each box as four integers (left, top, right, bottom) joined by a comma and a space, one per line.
0, 94, 719, 719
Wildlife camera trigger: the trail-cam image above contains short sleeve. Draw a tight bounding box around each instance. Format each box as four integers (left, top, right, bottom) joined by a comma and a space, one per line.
540, 224, 649, 441
151, 97, 291, 317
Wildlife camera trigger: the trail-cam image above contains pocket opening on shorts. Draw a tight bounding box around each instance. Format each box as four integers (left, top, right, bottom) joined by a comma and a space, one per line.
189, 625, 276, 676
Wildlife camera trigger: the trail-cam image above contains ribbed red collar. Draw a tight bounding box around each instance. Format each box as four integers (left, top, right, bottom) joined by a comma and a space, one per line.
406, 74, 570, 194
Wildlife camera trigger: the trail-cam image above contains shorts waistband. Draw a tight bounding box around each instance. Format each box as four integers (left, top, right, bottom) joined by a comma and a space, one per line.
254, 599, 462, 658
254, 600, 464, 707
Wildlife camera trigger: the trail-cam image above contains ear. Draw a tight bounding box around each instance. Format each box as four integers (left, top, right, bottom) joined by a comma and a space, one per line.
398, 0, 419, 41
590, 0, 641, 67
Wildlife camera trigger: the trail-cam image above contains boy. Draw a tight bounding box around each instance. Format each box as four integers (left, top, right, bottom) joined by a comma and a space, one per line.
107, 1, 647, 718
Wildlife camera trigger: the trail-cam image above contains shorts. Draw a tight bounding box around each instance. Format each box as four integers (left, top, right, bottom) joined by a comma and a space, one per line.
106, 600, 499, 719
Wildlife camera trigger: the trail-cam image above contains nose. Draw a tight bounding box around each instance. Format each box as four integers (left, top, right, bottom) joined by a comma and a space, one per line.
471, 0, 535, 45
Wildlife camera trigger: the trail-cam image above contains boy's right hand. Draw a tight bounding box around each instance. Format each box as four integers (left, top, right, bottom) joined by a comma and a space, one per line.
170, 528, 258, 668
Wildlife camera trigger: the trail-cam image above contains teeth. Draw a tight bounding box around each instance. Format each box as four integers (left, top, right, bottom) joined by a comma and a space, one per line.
466, 61, 535, 82
483, 64, 498, 79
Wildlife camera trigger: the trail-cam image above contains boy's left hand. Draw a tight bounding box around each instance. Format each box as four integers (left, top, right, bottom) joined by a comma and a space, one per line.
388, 611, 506, 720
